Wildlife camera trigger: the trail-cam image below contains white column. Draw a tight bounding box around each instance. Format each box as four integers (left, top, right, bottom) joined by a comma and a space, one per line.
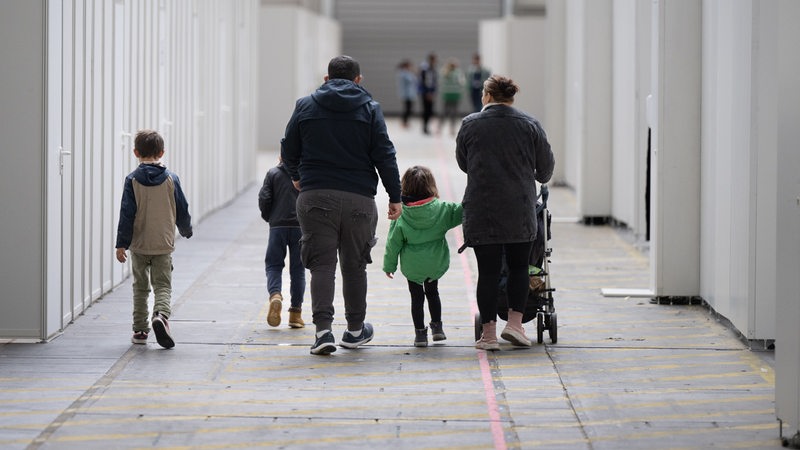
544, 0, 566, 184
774, 0, 800, 440
649, 0, 701, 297
564, 0, 612, 220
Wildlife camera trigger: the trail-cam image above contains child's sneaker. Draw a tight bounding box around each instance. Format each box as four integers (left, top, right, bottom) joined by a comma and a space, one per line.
267, 293, 283, 327
131, 331, 148, 344
151, 312, 175, 349
414, 328, 428, 347
429, 321, 446, 341
340, 323, 374, 349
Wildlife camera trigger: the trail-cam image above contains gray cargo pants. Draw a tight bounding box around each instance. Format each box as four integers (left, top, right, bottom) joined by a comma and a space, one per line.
296, 189, 378, 333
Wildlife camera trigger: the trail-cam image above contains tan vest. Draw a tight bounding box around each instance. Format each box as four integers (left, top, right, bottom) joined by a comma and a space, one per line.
129, 176, 177, 255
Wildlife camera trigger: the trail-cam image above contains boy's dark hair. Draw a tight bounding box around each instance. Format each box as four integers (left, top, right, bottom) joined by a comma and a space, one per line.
327, 55, 360, 81
135, 129, 164, 158
401, 165, 439, 199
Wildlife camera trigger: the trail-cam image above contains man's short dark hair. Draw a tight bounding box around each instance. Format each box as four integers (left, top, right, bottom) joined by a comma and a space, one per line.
327, 55, 360, 81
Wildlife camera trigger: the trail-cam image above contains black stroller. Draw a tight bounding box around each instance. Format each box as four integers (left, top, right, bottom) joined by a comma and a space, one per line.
473, 185, 556, 344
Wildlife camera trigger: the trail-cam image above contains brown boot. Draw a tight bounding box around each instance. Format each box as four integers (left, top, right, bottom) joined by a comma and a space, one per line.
288, 307, 305, 328
267, 293, 282, 327
501, 310, 532, 347
475, 321, 500, 351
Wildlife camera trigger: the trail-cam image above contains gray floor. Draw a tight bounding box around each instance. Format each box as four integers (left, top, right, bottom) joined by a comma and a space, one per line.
0, 119, 781, 449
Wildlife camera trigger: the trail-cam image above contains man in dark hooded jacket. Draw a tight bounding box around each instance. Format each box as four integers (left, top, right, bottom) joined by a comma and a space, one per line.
281, 55, 402, 355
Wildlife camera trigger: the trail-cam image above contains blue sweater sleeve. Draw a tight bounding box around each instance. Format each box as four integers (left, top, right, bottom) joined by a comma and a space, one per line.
115, 177, 137, 249
171, 173, 193, 238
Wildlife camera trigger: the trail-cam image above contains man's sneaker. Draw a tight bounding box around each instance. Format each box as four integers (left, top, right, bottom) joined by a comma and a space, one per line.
267, 293, 283, 327
340, 323, 374, 349
429, 321, 446, 341
310, 330, 337, 355
414, 328, 428, 347
151, 312, 175, 349
131, 331, 148, 344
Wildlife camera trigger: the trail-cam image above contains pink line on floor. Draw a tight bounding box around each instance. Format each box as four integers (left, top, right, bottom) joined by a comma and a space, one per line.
436, 137, 507, 450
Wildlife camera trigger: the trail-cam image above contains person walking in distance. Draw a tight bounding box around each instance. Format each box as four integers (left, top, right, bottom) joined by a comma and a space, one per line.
259, 156, 305, 329
466, 53, 491, 113
281, 55, 403, 355
418, 52, 438, 135
396, 59, 416, 128
383, 166, 463, 347
115, 129, 193, 349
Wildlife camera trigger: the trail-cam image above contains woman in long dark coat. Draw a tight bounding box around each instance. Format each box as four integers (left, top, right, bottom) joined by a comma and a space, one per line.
455, 75, 555, 350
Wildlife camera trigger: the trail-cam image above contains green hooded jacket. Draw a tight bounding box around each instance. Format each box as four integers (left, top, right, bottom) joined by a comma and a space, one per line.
383, 198, 463, 284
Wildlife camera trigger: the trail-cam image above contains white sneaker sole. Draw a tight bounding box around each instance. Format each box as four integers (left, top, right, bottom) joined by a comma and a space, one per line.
267, 299, 282, 327
501, 328, 532, 347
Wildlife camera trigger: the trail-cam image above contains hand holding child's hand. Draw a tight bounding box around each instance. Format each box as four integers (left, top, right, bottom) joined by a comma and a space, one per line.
387, 202, 402, 220
385, 272, 394, 279
115, 248, 127, 263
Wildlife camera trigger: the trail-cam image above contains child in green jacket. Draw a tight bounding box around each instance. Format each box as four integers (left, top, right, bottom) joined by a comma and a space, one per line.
383, 166, 463, 347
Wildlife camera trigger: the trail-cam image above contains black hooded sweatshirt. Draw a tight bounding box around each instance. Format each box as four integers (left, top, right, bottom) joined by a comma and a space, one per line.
280, 79, 401, 203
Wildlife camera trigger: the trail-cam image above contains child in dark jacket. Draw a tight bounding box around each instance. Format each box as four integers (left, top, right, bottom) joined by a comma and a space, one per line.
258, 159, 305, 328
383, 166, 463, 347
115, 129, 193, 349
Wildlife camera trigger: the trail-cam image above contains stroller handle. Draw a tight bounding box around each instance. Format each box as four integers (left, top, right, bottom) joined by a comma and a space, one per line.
536, 185, 549, 214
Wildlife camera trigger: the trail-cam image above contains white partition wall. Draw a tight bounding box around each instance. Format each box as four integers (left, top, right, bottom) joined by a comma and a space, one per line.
774, 0, 800, 436
0, 0, 259, 340
562, 0, 613, 220
258, 4, 341, 153
544, 0, 567, 185
699, 1, 784, 341
0, 0, 46, 339
479, 16, 547, 122
649, 0, 702, 298
611, 0, 650, 235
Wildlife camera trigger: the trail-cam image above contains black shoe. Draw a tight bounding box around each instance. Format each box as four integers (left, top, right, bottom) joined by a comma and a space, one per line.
310, 331, 337, 355
151, 312, 175, 349
430, 321, 446, 341
340, 323, 374, 349
414, 328, 428, 347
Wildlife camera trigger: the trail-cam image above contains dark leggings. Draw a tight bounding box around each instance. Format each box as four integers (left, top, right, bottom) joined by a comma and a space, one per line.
473, 242, 532, 324
407, 279, 441, 329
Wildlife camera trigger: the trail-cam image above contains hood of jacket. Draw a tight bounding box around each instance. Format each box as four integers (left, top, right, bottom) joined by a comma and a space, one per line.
401, 198, 442, 230
133, 163, 168, 186
311, 79, 372, 112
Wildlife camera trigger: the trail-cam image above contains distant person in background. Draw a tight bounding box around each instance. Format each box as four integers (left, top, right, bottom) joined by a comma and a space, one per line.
418, 52, 438, 135
466, 53, 491, 113
438, 57, 465, 136
396, 59, 416, 128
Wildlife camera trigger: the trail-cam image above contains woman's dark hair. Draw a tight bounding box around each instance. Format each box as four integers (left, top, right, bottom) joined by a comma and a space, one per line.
328, 55, 361, 81
401, 165, 439, 199
134, 129, 164, 158
483, 75, 519, 104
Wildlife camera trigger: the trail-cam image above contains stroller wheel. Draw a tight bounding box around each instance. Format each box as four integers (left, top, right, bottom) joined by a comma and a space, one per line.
536, 312, 545, 344
549, 313, 558, 344
474, 313, 482, 341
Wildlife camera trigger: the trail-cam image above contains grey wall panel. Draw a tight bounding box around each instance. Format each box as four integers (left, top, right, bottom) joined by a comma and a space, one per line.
0, 0, 45, 338
335, 0, 502, 115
